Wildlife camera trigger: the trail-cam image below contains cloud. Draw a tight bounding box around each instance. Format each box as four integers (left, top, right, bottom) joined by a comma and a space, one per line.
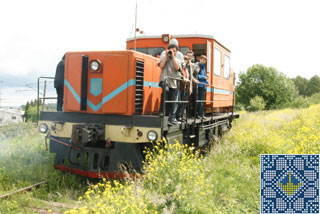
0, 0, 320, 88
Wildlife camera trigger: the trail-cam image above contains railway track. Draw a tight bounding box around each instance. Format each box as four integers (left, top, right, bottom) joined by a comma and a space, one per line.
0, 180, 48, 199
0, 180, 78, 213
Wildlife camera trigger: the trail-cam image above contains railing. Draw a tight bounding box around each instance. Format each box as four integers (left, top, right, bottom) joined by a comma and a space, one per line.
195, 81, 215, 124
161, 76, 215, 128
37, 76, 56, 123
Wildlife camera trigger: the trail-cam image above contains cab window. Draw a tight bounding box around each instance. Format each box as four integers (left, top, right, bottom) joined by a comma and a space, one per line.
179, 46, 191, 55
132, 47, 165, 57
192, 44, 206, 62
214, 48, 221, 76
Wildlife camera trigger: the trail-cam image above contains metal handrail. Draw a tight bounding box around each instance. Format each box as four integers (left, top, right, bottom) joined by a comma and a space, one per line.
37, 76, 55, 123
161, 75, 215, 129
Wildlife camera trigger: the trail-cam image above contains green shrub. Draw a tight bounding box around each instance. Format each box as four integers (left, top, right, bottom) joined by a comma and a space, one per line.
308, 93, 320, 105
247, 96, 266, 111
289, 96, 310, 108
234, 102, 245, 111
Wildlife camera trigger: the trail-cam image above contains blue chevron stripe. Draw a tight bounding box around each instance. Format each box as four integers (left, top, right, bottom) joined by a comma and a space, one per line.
64, 79, 136, 112
102, 79, 136, 104
207, 87, 233, 95
143, 81, 160, 88
64, 79, 81, 103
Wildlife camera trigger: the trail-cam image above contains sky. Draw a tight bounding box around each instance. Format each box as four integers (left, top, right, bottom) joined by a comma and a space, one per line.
0, 0, 319, 106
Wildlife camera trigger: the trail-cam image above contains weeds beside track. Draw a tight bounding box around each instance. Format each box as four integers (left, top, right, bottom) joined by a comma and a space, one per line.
0, 123, 87, 213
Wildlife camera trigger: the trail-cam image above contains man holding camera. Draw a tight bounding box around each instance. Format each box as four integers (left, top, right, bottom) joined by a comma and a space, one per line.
159, 38, 184, 125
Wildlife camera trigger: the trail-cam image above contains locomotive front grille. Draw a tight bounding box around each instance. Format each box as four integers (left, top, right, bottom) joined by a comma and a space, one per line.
135, 60, 144, 114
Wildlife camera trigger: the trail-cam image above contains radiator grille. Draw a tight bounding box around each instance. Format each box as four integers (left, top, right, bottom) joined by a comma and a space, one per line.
135, 61, 144, 114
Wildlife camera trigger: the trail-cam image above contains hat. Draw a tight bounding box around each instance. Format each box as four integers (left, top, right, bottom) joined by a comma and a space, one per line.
169, 38, 179, 47
200, 55, 207, 60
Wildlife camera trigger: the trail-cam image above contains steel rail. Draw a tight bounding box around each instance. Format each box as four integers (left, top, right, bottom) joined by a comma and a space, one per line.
0, 180, 48, 199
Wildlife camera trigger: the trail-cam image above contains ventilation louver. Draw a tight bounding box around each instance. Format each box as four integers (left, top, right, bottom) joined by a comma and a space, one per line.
135, 61, 144, 114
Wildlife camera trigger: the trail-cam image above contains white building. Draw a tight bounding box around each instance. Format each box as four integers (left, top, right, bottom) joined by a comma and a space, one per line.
0, 107, 24, 126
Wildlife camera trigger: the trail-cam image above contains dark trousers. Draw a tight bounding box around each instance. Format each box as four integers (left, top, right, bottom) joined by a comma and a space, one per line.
191, 86, 198, 117
56, 87, 64, 111
176, 89, 186, 119
197, 87, 206, 117
160, 84, 178, 121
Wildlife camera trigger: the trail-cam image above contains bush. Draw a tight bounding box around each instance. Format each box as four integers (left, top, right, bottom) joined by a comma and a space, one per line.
247, 96, 266, 111
289, 96, 310, 109
308, 93, 320, 105
234, 102, 245, 111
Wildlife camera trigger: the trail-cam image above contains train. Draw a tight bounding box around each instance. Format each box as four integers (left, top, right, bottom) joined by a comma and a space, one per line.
38, 34, 239, 178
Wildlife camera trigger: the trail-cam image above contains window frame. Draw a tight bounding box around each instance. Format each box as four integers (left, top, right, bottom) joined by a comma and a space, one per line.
131, 47, 165, 57
179, 46, 191, 55
213, 48, 222, 76
224, 55, 230, 79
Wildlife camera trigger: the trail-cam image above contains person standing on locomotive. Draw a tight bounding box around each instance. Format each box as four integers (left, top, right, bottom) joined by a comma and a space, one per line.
54, 54, 65, 111
159, 38, 184, 125
187, 51, 200, 118
196, 55, 208, 119
176, 55, 191, 121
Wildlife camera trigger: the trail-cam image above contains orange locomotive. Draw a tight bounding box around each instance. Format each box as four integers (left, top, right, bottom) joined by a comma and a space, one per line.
38, 34, 238, 178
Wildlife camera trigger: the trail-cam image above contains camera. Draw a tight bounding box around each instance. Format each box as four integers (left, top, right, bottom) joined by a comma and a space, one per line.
168, 50, 172, 57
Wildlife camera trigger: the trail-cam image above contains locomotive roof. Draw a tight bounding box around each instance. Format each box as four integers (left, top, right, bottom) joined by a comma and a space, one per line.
126, 34, 230, 52
126, 34, 214, 41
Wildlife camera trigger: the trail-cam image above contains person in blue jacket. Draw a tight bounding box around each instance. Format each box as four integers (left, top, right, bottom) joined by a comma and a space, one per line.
196, 55, 208, 119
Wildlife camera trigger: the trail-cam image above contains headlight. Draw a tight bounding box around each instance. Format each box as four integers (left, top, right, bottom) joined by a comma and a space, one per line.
147, 131, 158, 141
39, 123, 48, 133
162, 34, 170, 43
90, 60, 100, 71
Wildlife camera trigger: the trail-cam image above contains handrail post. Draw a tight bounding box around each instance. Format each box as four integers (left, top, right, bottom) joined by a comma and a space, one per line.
37, 77, 40, 124
37, 76, 56, 124
162, 79, 167, 116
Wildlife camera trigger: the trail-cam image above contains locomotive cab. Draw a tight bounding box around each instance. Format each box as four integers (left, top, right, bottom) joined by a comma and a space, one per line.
127, 34, 235, 112
38, 34, 238, 178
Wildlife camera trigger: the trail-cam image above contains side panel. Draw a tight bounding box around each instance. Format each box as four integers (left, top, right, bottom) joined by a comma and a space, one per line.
102, 54, 129, 114
64, 55, 82, 111
152, 60, 162, 113
142, 57, 162, 114
142, 58, 152, 114
212, 41, 234, 109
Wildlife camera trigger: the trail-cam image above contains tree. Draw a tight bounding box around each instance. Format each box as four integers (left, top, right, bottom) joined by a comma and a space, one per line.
306, 75, 320, 96
292, 76, 308, 96
26, 105, 38, 122
236, 64, 297, 109
23, 99, 42, 122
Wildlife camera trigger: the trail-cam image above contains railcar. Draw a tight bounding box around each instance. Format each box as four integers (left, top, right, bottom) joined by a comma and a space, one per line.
38, 34, 239, 178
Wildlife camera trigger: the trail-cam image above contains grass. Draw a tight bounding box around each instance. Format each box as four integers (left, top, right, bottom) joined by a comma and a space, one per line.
66, 104, 320, 213
1, 105, 319, 213
0, 123, 88, 213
